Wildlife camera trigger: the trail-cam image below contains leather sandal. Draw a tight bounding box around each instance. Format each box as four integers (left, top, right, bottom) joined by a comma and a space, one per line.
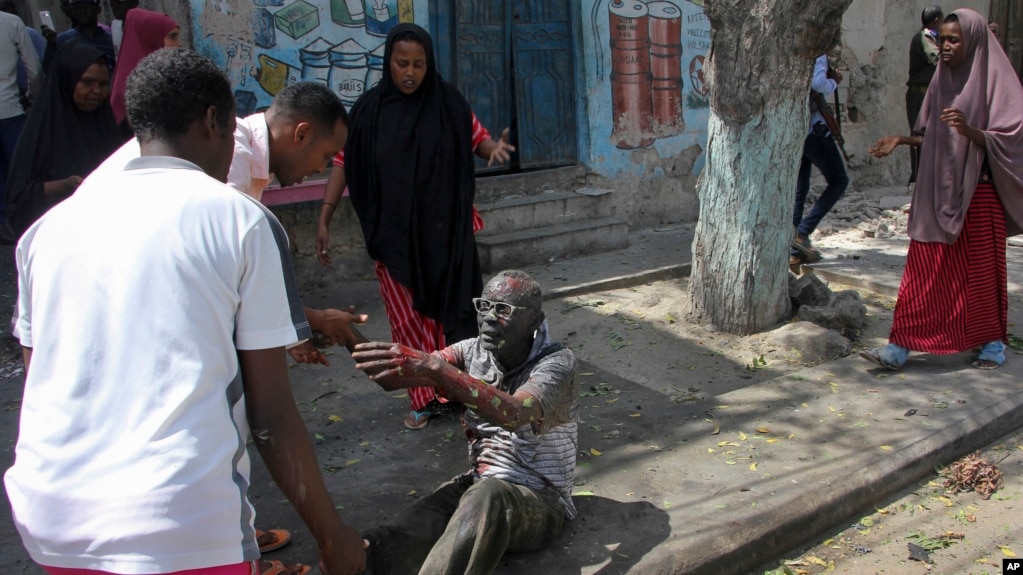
260, 560, 311, 575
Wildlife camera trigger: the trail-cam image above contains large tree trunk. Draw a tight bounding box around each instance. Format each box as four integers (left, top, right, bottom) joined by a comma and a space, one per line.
687, 0, 850, 334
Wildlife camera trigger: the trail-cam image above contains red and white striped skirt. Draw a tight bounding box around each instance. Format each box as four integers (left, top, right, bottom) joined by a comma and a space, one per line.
889, 183, 1007, 354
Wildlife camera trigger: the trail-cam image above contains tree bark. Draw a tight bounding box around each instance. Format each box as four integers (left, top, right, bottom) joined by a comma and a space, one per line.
687, 0, 851, 334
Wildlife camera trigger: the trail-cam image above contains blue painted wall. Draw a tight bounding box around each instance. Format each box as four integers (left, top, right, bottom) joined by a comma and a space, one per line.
188, 0, 709, 180
189, 0, 429, 116
578, 0, 710, 178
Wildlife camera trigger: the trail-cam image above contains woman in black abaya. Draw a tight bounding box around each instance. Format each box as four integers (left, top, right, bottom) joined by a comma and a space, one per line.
344, 24, 513, 430
5, 41, 123, 236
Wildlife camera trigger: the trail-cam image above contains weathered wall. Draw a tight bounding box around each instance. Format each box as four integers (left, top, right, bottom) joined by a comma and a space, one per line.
574, 0, 710, 227
833, 0, 989, 188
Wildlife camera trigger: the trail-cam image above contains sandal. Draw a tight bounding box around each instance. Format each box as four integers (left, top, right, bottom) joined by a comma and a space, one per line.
257, 528, 291, 553
404, 409, 432, 430
260, 560, 311, 575
972, 358, 1002, 370
859, 348, 902, 371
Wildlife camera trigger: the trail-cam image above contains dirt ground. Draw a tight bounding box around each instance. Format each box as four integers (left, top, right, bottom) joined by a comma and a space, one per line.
545, 275, 896, 404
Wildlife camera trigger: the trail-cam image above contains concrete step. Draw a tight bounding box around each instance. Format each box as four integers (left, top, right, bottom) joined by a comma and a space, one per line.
474, 165, 587, 204
476, 217, 628, 273
477, 189, 613, 236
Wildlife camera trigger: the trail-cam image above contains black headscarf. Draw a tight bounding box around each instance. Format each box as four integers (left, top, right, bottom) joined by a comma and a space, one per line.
5, 41, 123, 235
345, 24, 481, 335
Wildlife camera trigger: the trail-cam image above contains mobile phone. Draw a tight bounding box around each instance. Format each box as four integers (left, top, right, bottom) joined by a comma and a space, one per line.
39, 10, 54, 30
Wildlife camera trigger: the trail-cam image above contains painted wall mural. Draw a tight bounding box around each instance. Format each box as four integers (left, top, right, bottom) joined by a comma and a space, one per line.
582, 0, 709, 176
190, 0, 427, 116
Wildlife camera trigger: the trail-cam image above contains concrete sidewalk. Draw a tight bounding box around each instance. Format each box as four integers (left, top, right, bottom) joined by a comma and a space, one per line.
289, 227, 1023, 574
1, 224, 1021, 575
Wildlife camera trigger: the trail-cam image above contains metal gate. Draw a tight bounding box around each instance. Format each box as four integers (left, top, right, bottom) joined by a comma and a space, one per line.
446, 0, 578, 172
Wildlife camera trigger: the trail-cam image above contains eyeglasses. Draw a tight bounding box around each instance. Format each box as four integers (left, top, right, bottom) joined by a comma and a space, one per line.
472, 297, 533, 319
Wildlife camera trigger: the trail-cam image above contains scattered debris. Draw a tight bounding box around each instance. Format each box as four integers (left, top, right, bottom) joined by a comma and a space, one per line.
943, 452, 1003, 500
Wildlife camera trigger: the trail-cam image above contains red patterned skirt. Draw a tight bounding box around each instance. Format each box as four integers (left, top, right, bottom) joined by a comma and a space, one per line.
889, 183, 1007, 353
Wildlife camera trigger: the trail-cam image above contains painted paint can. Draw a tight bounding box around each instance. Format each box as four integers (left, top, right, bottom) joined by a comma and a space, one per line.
330, 0, 365, 27
364, 0, 398, 37
364, 41, 385, 90
300, 37, 334, 84
648, 1, 684, 137
398, 0, 414, 23
330, 38, 369, 107
257, 54, 296, 96
609, 0, 654, 149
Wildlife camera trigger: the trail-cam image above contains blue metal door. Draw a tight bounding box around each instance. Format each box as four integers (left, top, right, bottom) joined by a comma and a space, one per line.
510, 0, 577, 168
450, 0, 577, 172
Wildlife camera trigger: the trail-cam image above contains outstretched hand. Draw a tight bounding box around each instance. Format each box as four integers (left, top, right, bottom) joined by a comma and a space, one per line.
869, 135, 900, 158
487, 128, 516, 167
352, 342, 436, 381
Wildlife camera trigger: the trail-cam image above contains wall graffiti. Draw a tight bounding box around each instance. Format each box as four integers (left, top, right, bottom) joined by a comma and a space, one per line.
588, 0, 709, 152
190, 0, 425, 116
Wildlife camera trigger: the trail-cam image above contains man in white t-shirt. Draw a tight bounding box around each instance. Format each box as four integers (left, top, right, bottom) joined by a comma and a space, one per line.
99, 82, 361, 367
5, 48, 366, 575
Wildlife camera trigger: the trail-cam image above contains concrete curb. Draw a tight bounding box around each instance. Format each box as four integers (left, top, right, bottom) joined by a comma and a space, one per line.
542, 263, 691, 301
644, 380, 1023, 574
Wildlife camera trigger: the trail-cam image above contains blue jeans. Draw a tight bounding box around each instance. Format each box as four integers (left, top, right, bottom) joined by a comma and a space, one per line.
792, 124, 849, 238
0, 114, 27, 222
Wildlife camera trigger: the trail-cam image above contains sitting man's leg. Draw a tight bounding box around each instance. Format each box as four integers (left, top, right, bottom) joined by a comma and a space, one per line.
419, 477, 565, 575
363, 476, 473, 575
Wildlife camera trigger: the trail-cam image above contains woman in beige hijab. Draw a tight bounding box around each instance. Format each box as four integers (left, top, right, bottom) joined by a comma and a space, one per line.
864, 7, 1023, 370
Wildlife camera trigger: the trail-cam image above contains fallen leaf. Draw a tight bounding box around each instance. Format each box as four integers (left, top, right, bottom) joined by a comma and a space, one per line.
755, 426, 770, 434
589, 448, 603, 457
717, 441, 739, 447
1001, 546, 1017, 557
711, 423, 720, 435
346, 458, 361, 466
573, 491, 595, 496
749, 462, 758, 471
738, 431, 748, 441
806, 556, 828, 567
328, 414, 343, 423
880, 445, 893, 451
629, 413, 642, 417
314, 433, 324, 440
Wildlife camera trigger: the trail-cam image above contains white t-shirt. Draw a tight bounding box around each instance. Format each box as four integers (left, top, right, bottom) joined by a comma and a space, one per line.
95, 113, 272, 201
5, 156, 311, 573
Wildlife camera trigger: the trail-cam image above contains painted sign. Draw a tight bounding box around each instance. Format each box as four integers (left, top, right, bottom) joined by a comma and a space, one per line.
190, 0, 427, 116
583, 0, 710, 176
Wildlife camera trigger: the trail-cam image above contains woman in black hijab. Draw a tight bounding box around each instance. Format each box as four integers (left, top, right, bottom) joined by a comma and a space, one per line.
345, 24, 513, 430
4, 41, 123, 236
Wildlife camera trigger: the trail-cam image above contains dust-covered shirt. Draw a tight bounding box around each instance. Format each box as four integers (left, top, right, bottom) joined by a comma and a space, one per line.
438, 319, 578, 518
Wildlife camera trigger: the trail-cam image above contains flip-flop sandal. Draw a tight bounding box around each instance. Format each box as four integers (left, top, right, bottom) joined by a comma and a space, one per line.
257, 528, 291, 553
859, 349, 901, 371
260, 560, 311, 575
971, 359, 1002, 370
404, 409, 432, 430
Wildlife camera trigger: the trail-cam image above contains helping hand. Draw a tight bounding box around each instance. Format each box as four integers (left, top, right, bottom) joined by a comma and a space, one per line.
288, 341, 329, 366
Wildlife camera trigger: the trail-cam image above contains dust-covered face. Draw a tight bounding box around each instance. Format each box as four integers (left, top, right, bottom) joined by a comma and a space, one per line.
476, 276, 541, 354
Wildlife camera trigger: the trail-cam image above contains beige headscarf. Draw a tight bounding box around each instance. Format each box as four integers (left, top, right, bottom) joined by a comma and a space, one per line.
910, 8, 1023, 243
